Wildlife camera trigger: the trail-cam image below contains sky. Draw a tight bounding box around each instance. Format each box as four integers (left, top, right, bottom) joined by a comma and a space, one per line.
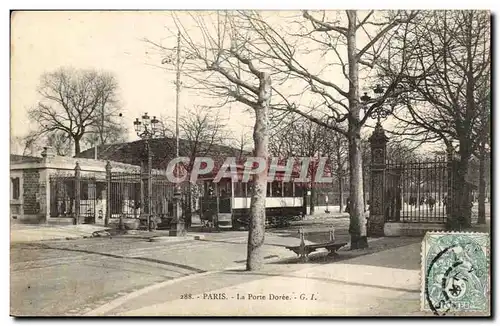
9, 10, 448, 156
10, 11, 256, 154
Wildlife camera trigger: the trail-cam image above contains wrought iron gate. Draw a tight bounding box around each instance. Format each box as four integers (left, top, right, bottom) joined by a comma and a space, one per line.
108, 171, 191, 227
49, 174, 103, 223
385, 160, 449, 223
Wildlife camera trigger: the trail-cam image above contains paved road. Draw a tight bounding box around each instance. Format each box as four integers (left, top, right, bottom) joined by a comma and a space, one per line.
108, 240, 423, 316
10, 206, 489, 316
10, 217, 351, 316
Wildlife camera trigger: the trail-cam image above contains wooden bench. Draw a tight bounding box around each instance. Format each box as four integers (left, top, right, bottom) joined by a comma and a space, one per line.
285, 227, 347, 262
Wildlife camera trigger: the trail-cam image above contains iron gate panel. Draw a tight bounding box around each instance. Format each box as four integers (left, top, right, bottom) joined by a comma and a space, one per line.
109, 172, 189, 221
50, 176, 75, 217
385, 160, 448, 223
49, 174, 102, 223
79, 176, 100, 223
110, 172, 142, 218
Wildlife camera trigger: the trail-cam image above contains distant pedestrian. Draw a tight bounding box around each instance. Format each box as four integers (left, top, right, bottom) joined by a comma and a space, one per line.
428, 196, 436, 210
345, 198, 351, 214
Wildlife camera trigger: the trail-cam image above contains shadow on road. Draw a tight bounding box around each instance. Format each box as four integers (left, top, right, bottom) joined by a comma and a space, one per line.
269, 236, 422, 271
30, 244, 206, 273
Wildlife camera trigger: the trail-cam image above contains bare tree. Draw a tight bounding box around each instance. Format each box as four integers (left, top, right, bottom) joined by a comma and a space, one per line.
146, 12, 279, 270
269, 116, 331, 214
46, 131, 73, 156
475, 80, 491, 225
173, 106, 230, 226
378, 10, 491, 228
323, 131, 349, 213
156, 115, 176, 138
180, 107, 229, 161
226, 128, 252, 161
83, 112, 128, 149
240, 10, 417, 248
19, 130, 72, 156
28, 67, 123, 155
10, 135, 26, 155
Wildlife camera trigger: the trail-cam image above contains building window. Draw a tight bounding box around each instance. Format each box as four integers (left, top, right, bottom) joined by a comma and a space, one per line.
11, 177, 20, 200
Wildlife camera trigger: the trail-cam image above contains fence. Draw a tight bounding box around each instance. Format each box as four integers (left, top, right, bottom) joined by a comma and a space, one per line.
49, 171, 105, 224
384, 159, 449, 223
108, 172, 142, 219
108, 171, 193, 224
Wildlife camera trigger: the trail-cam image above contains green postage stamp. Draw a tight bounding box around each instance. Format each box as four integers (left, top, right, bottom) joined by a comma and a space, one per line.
421, 232, 490, 315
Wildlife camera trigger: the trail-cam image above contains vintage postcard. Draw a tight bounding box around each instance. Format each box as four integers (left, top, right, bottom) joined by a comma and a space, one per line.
9, 9, 491, 317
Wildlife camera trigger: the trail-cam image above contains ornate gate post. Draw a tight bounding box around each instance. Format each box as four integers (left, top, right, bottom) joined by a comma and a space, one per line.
74, 162, 81, 225
105, 161, 112, 227
368, 123, 388, 236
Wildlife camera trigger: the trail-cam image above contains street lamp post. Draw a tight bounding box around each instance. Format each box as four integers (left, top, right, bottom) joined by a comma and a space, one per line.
133, 113, 159, 232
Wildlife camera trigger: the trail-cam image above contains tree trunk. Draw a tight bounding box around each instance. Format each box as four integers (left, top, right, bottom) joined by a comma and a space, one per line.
346, 10, 367, 249
186, 182, 193, 228
309, 186, 315, 215
478, 139, 486, 224
246, 72, 271, 271
74, 136, 81, 156
362, 162, 367, 208
348, 133, 367, 248
448, 151, 472, 230
338, 173, 343, 213
337, 148, 344, 213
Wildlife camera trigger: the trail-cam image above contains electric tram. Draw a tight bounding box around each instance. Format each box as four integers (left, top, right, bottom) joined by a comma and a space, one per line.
197, 164, 307, 229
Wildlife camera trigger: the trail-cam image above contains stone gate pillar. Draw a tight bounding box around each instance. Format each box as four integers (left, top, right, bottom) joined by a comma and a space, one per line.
368, 123, 388, 236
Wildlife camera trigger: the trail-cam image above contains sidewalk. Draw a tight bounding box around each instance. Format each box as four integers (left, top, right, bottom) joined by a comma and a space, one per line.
90, 236, 424, 317
306, 205, 350, 220
10, 224, 110, 243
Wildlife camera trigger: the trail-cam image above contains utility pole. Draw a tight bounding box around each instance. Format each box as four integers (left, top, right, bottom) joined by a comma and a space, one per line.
170, 30, 185, 236
176, 30, 181, 159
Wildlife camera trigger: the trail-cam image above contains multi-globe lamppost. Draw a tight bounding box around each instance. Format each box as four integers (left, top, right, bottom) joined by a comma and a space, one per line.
360, 84, 394, 125
134, 113, 159, 232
